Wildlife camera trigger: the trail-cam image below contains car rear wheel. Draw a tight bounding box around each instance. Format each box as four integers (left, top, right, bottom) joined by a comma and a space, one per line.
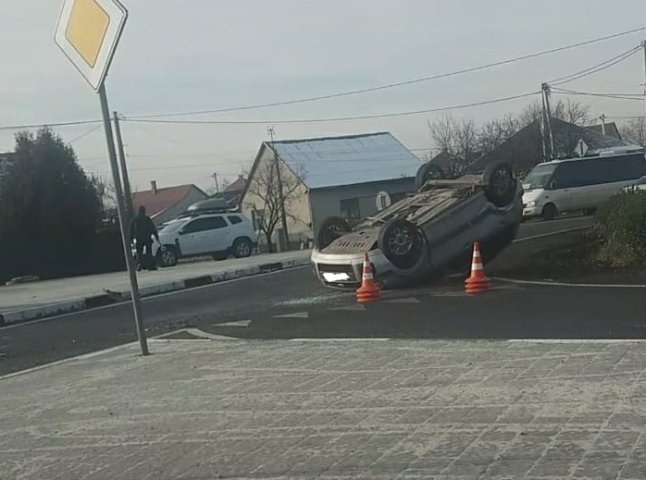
484, 162, 516, 207
316, 217, 352, 249
157, 246, 178, 267
378, 219, 423, 269
415, 163, 445, 191
542, 203, 558, 221
232, 237, 253, 258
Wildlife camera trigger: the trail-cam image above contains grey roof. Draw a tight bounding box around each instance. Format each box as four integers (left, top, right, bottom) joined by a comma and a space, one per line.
268, 132, 420, 189
584, 122, 621, 140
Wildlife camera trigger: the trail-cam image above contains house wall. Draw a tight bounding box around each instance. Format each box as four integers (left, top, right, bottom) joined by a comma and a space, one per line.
308, 177, 415, 235
152, 187, 208, 225
241, 148, 312, 246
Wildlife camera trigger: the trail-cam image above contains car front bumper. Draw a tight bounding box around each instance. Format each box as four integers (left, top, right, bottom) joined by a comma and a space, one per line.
311, 248, 395, 289
522, 204, 542, 218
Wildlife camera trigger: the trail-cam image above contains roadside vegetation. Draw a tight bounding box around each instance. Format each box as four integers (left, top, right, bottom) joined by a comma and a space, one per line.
595, 190, 646, 267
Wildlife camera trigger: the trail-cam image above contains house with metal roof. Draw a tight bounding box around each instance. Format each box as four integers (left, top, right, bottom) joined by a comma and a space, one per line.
241, 132, 421, 248
132, 181, 208, 226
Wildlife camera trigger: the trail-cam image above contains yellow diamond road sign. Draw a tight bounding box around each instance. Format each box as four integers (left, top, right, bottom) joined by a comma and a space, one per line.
55, 0, 127, 91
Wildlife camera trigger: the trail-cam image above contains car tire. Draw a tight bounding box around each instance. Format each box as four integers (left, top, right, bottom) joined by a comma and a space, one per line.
415, 163, 445, 191
157, 245, 178, 267
378, 218, 423, 270
232, 237, 253, 258
541, 203, 558, 221
212, 252, 228, 261
483, 162, 516, 207
316, 217, 352, 249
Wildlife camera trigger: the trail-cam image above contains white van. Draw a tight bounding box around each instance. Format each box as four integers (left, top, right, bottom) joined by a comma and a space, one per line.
522, 152, 646, 220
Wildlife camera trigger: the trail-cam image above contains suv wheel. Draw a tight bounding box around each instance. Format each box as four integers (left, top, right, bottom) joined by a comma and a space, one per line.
157, 245, 178, 267
232, 237, 253, 258
378, 219, 424, 269
484, 162, 516, 207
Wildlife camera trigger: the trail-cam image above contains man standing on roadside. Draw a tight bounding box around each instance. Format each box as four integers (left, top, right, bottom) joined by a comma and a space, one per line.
130, 206, 160, 271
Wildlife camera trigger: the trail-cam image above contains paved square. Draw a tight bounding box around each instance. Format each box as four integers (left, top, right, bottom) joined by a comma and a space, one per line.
2, 336, 646, 479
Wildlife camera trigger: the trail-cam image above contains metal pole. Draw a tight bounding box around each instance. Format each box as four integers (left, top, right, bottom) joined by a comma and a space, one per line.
642, 40, 646, 121
542, 83, 555, 159
113, 111, 134, 222
99, 85, 149, 356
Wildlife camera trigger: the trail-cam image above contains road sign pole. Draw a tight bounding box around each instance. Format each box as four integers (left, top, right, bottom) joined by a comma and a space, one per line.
98, 84, 149, 356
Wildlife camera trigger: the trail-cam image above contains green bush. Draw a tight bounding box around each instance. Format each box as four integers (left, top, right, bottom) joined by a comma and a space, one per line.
596, 190, 646, 267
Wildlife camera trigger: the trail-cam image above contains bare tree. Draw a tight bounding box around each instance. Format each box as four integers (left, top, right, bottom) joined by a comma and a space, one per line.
428, 115, 478, 176
516, 98, 590, 127
244, 160, 304, 252
618, 118, 646, 148
477, 114, 520, 154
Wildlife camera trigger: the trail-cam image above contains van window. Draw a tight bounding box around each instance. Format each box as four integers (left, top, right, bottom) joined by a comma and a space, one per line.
552, 163, 580, 189
523, 163, 558, 190
604, 155, 646, 182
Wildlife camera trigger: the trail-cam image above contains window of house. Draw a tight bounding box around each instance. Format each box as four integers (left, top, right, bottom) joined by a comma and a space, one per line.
340, 198, 361, 219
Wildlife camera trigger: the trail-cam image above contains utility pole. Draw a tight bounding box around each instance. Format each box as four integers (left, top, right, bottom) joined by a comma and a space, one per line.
212, 172, 220, 194
642, 40, 646, 121
113, 112, 134, 221
268, 126, 289, 250
599, 114, 606, 135
541, 83, 555, 161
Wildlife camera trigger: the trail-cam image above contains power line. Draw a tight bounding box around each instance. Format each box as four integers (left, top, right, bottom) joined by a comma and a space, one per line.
0, 119, 101, 132
128, 27, 646, 119
125, 91, 540, 126
551, 87, 645, 101
548, 46, 641, 86
68, 124, 103, 144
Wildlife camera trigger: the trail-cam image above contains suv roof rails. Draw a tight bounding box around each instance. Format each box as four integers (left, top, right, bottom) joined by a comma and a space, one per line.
176, 207, 239, 219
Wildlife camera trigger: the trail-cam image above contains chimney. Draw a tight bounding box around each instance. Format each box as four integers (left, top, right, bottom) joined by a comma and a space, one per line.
150, 180, 158, 195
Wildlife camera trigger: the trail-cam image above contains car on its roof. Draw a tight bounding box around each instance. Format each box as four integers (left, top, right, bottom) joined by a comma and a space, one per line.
310, 161, 523, 289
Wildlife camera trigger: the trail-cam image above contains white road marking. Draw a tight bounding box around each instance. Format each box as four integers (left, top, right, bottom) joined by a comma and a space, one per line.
330, 304, 366, 311
0, 267, 308, 331
493, 277, 646, 289
274, 311, 309, 318
508, 339, 646, 344
383, 297, 421, 304
289, 338, 390, 342
216, 320, 251, 327
512, 225, 591, 244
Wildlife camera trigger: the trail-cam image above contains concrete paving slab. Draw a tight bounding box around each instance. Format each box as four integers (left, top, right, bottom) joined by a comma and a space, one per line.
2, 336, 646, 479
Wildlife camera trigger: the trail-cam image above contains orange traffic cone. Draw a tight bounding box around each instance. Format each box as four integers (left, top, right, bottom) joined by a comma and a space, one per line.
356, 253, 381, 303
464, 242, 490, 294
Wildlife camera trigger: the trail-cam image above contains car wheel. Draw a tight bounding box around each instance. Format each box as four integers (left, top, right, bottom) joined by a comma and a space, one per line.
157, 246, 178, 267
415, 163, 445, 191
212, 252, 228, 261
378, 219, 423, 269
316, 217, 351, 249
541, 203, 558, 221
484, 162, 516, 207
232, 237, 253, 258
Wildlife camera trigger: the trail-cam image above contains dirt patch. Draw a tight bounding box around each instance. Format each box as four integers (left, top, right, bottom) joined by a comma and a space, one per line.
489, 230, 646, 284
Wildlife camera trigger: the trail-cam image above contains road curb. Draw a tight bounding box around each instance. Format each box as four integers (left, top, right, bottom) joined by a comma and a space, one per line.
0, 257, 311, 326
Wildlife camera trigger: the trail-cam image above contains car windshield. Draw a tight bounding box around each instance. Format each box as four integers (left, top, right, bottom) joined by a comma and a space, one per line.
158, 220, 185, 235
523, 163, 558, 190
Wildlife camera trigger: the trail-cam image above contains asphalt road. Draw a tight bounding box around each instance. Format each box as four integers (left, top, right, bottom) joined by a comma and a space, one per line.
0, 215, 614, 376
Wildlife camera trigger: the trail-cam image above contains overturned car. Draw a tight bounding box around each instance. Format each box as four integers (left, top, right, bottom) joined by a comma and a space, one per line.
311, 161, 523, 289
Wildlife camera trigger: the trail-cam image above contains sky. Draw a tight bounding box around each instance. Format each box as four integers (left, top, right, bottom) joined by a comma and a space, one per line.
1, 0, 646, 193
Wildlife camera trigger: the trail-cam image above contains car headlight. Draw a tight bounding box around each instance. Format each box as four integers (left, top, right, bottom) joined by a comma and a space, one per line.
526, 201, 537, 207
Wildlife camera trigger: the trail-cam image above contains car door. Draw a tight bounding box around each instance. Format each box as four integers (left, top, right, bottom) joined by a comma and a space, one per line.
198, 216, 230, 253
177, 218, 213, 255
549, 163, 577, 213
